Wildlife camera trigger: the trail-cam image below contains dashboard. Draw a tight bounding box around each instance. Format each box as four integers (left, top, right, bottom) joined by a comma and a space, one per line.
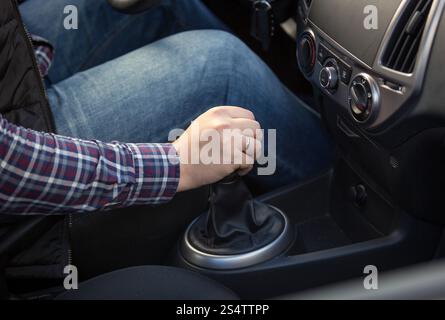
296, 0, 445, 223
309, 0, 402, 68
297, 0, 445, 131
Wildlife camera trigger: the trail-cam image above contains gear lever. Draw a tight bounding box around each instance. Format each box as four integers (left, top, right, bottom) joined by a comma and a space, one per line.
182, 173, 294, 269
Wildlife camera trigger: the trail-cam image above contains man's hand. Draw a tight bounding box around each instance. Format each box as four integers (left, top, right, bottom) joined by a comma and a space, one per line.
173, 106, 263, 192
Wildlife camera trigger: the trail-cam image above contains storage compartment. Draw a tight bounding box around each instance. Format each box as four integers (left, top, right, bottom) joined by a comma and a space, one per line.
263, 160, 397, 256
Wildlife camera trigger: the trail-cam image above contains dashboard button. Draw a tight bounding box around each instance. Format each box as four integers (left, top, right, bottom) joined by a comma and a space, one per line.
339, 61, 352, 84
317, 44, 329, 63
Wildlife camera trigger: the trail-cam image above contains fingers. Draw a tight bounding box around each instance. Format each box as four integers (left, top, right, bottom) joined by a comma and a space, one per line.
225, 130, 262, 158
230, 136, 261, 166
218, 106, 256, 120
231, 119, 262, 137
238, 165, 254, 176
196, 106, 264, 180
242, 136, 262, 159
237, 154, 255, 176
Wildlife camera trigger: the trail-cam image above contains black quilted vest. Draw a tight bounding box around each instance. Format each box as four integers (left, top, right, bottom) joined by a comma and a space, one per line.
0, 0, 69, 281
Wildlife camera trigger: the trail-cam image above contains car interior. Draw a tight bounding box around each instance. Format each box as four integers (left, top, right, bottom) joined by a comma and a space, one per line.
3, 0, 445, 300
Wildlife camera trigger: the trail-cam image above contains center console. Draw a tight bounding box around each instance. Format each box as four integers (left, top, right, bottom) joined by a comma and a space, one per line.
173, 166, 441, 298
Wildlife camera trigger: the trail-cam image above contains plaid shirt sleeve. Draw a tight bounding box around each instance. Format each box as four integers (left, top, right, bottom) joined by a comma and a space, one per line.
31, 34, 54, 77
0, 116, 180, 215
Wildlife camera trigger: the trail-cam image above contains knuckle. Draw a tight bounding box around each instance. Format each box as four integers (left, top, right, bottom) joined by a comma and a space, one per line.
256, 129, 264, 140
214, 120, 230, 131
242, 128, 255, 137
211, 106, 226, 115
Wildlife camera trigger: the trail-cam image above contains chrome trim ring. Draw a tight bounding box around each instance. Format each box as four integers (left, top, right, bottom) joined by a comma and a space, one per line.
180, 206, 294, 270
297, 28, 316, 76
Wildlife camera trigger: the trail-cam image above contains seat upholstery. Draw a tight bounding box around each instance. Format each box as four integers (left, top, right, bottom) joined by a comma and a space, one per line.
56, 265, 238, 300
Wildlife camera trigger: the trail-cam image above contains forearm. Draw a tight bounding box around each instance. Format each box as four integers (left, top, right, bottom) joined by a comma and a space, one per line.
0, 116, 179, 215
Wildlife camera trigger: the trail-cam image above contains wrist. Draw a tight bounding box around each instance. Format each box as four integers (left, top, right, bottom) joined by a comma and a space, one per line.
173, 141, 190, 192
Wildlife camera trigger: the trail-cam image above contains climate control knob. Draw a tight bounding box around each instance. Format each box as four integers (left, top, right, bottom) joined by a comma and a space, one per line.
320, 66, 338, 90
349, 74, 380, 123
319, 59, 339, 92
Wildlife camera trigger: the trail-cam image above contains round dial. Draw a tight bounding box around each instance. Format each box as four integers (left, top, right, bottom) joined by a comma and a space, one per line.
349, 74, 380, 123
319, 59, 339, 92
297, 31, 316, 75
320, 66, 338, 90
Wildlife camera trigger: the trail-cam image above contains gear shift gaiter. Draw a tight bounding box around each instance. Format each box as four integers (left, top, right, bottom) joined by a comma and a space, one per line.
182, 174, 294, 269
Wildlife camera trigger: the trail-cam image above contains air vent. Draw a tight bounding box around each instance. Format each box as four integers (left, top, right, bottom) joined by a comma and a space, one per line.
382, 0, 433, 73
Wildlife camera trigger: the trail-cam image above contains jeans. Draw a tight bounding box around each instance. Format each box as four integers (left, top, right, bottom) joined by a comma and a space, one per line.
20, 0, 333, 191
